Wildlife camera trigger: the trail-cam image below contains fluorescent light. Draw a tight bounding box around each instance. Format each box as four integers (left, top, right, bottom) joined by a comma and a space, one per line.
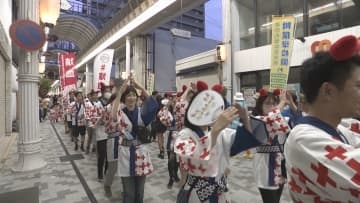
74, 0, 177, 69
261, 22, 272, 27
51, 80, 60, 87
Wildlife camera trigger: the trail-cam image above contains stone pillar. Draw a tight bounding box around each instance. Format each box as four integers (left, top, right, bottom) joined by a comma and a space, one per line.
222, 0, 232, 101
133, 36, 146, 88
85, 64, 93, 93
5, 62, 13, 136
113, 56, 120, 79
231, 0, 241, 94
126, 36, 131, 78
12, 0, 46, 172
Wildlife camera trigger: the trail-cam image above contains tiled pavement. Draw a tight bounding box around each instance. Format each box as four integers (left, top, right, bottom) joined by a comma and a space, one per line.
0, 120, 291, 203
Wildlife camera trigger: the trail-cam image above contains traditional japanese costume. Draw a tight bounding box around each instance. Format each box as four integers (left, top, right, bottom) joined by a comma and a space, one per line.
284, 35, 360, 203
104, 96, 158, 176
285, 116, 360, 202
174, 97, 189, 131
251, 108, 291, 189
102, 102, 127, 162
84, 97, 108, 141
174, 90, 260, 203
63, 93, 75, 121
158, 105, 177, 151
84, 98, 99, 122
68, 100, 86, 127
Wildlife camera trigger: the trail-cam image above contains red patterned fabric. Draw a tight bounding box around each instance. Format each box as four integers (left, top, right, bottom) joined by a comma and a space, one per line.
285, 121, 360, 202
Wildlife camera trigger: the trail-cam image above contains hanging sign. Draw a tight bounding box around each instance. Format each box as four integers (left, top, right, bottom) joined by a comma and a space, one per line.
269, 15, 296, 90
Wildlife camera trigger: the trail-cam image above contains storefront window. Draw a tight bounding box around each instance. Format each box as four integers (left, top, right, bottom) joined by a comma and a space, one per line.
257, 0, 304, 46
237, 1, 255, 50
238, 0, 359, 49
240, 67, 300, 90
308, 0, 359, 35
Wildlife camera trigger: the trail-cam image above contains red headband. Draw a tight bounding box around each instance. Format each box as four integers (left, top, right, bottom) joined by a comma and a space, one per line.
259, 88, 281, 97
330, 35, 360, 61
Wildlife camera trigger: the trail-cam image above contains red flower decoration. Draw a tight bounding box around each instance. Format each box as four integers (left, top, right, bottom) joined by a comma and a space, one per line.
330, 35, 360, 61
211, 84, 224, 94
196, 80, 208, 92
273, 88, 281, 96
259, 88, 268, 97
182, 85, 187, 92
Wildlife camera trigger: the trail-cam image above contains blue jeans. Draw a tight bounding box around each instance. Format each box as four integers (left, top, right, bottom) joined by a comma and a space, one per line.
121, 176, 146, 203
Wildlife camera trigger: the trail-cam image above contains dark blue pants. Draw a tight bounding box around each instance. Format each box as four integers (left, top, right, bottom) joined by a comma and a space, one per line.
121, 176, 146, 203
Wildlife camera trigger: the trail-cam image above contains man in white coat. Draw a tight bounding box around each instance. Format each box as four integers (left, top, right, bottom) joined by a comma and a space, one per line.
284, 35, 360, 202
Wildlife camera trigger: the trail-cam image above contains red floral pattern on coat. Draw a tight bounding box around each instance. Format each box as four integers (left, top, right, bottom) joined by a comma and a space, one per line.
174, 98, 188, 130
102, 103, 130, 134
158, 107, 173, 127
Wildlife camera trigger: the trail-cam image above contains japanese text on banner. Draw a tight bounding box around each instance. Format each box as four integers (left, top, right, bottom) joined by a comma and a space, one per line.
270, 15, 296, 90
58, 52, 77, 97
93, 49, 114, 90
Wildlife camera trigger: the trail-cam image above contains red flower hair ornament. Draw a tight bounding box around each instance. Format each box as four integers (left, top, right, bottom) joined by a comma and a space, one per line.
330, 35, 360, 61
211, 84, 224, 95
196, 80, 208, 92
258, 88, 281, 98
182, 85, 187, 92
99, 82, 115, 92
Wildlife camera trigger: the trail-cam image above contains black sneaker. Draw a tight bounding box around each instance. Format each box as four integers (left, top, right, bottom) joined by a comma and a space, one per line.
167, 180, 174, 189
174, 176, 180, 183
74, 144, 78, 151
158, 151, 164, 159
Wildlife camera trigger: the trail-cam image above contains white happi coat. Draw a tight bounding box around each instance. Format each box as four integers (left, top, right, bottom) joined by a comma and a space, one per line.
158, 106, 178, 150
103, 101, 154, 176
174, 128, 240, 203
84, 98, 99, 127
285, 116, 360, 202
174, 98, 188, 130
252, 108, 290, 189
84, 99, 108, 141
117, 108, 153, 177
69, 101, 86, 126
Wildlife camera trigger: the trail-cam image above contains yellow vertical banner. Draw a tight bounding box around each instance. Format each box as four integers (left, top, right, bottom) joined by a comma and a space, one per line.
269, 15, 296, 90
147, 72, 155, 94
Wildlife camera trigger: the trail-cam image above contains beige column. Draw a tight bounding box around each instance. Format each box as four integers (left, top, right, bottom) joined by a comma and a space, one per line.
126, 36, 131, 78
5, 62, 13, 136
133, 36, 147, 88
85, 64, 93, 93
12, 0, 46, 172
222, 0, 233, 101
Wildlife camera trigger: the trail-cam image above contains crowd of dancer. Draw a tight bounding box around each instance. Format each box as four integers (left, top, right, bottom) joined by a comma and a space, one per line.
44, 35, 360, 203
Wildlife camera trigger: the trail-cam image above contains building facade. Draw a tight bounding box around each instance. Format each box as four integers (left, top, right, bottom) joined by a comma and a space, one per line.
0, 0, 14, 138
231, 0, 360, 107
